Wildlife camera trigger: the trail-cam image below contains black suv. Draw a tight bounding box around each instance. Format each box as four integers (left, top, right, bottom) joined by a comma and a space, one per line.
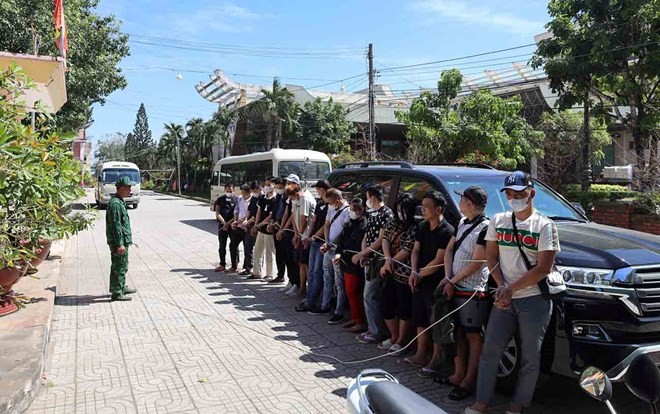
328, 161, 660, 390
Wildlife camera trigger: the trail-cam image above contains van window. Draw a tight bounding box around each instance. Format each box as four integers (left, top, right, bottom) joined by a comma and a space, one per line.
278, 161, 330, 181
101, 169, 140, 185
219, 160, 273, 185
331, 174, 394, 204
212, 170, 220, 186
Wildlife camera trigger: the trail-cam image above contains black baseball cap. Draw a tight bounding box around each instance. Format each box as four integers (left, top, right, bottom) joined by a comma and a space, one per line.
313, 179, 331, 190
454, 186, 488, 207
501, 171, 534, 192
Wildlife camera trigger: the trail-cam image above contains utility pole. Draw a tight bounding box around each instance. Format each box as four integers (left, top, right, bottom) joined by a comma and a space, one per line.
176, 133, 182, 195
368, 43, 375, 160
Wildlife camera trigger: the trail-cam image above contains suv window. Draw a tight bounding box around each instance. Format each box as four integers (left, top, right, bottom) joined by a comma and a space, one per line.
400, 177, 460, 225
442, 175, 584, 221
331, 174, 395, 205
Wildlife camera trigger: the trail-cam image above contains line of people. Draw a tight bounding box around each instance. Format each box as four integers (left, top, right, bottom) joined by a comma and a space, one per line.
213, 171, 560, 414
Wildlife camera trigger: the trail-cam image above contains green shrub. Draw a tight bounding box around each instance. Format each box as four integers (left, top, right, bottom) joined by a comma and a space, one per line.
142, 179, 155, 190
633, 192, 660, 215
561, 183, 638, 210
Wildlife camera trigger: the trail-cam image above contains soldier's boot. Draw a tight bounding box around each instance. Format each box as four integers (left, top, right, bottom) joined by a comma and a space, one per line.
123, 286, 137, 295
111, 293, 132, 302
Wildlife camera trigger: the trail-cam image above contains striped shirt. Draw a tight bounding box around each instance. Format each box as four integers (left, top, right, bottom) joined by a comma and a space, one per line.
452, 216, 489, 292
485, 210, 560, 299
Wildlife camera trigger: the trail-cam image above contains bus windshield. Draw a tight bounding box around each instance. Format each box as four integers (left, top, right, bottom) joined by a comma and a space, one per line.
101, 169, 140, 185
278, 161, 330, 181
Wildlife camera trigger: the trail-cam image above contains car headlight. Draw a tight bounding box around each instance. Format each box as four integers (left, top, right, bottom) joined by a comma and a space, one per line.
556, 266, 614, 286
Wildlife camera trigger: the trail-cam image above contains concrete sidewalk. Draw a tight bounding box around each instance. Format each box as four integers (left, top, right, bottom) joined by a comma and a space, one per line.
0, 242, 63, 414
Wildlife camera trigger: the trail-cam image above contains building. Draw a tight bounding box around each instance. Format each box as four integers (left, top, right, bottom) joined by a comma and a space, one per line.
72, 129, 92, 183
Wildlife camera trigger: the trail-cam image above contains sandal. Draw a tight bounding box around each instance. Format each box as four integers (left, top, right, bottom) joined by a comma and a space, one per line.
418, 367, 439, 378
449, 386, 474, 401
433, 376, 458, 386
398, 357, 423, 367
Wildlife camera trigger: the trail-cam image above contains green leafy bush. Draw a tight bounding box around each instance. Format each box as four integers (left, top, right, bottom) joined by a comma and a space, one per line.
561, 184, 638, 210
142, 179, 155, 190
633, 192, 660, 215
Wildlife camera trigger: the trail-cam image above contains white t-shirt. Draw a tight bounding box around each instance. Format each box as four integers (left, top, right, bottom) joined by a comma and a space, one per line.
485, 210, 560, 299
291, 190, 317, 237
327, 202, 351, 246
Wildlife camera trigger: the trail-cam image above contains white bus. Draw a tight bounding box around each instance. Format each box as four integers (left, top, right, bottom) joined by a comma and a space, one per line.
210, 149, 332, 207
95, 161, 141, 209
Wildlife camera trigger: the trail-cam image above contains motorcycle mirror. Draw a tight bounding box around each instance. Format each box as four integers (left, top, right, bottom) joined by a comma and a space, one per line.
579, 366, 613, 401
625, 354, 660, 404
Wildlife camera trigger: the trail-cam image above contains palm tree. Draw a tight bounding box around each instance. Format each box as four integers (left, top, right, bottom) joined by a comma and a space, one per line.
159, 123, 184, 190
256, 78, 299, 149
210, 107, 235, 158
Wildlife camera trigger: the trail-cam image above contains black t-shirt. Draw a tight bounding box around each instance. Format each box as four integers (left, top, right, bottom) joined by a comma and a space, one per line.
257, 196, 276, 234
274, 194, 287, 223
310, 200, 328, 242
214, 195, 236, 224
247, 196, 259, 219
415, 219, 455, 269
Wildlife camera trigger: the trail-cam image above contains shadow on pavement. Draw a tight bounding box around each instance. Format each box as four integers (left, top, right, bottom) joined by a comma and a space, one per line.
54, 294, 111, 306
179, 219, 217, 235
67, 202, 98, 211
168, 265, 649, 414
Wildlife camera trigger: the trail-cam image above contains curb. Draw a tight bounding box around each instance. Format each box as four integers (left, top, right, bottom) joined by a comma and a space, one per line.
153, 190, 210, 204
0, 241, 64, 414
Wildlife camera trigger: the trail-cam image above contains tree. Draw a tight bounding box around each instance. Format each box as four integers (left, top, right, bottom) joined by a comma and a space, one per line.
298, 98, 354, 154
396, 69, 542, 169
532, 0, 660, 189
538, 111, 612, 189
0, 0, 130, 133
255, 78, 300, 149
94, 132, 126, 166
210, 107, 235, 158
125, 103, 155, 169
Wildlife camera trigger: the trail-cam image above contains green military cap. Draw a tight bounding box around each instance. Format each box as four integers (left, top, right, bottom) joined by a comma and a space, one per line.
115, 176, 132, 187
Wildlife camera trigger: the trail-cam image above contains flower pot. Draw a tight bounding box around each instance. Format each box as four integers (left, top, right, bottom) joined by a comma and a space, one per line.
0, 266, 28, 294
29, 239, 52, 269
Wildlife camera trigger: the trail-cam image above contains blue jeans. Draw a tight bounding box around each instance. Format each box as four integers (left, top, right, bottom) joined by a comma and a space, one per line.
306, 243, 325, 307
363, 268, 385, 338
321, 248, 337, 310
475, 295, 552, 408
334, 261, 348, 318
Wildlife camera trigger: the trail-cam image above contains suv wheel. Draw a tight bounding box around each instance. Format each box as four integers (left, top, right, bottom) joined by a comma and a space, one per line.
496, 334, 521, 395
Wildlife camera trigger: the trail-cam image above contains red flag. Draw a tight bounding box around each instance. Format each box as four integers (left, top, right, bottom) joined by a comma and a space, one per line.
54, 0, 68, 57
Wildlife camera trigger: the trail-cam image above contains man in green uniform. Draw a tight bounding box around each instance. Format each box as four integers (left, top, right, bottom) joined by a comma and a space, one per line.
106, 176, 137, 301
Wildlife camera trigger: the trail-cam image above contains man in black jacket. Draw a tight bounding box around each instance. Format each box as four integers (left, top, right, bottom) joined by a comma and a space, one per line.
214, 183, 237, 272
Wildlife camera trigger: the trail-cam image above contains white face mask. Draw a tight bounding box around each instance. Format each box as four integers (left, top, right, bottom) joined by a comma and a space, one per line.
225, 191, 233, 197
366, 199, 374, 210
349, 211, 359, 220
508, 197, 530, 212
264, 186, 273, 194
275, 188, 284, 195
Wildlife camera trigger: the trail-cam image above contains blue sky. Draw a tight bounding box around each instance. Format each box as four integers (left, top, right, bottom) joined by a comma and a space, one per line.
89, 0, 551, 145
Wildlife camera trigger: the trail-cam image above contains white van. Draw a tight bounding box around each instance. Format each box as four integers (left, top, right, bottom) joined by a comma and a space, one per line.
210, 149, 332, 208
95, 161, 141, 209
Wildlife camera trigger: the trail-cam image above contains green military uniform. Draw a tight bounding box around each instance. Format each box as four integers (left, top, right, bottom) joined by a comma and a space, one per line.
106, 177, 133, 298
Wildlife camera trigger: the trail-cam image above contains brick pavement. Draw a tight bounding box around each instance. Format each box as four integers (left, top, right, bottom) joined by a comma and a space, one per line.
27, 191, 631, 414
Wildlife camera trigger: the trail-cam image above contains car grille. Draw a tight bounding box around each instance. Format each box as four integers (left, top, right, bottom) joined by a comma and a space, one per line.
634, 267, 660, 316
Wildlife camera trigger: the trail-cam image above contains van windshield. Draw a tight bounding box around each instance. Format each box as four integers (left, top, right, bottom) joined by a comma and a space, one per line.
101, 169, 140, 185
442, 176, 584, 221
278, 161, 330, 181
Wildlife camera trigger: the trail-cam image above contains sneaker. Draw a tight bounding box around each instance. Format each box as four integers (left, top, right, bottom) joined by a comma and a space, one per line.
328, 314, 344, 325
214, 265, 225, 272
377, 339, 394, 350
280, 283, 293, 292
285, 285, 298, 295
123, 286, 137, 295
268, 276, 285, 284
357, 332, 379, 344
239, 269, 251, 276
308, 308, 330, 315
245, 274, 261, 280
111, 293, 132, 302
226, 266, 238, 273
295, 302, 312, 312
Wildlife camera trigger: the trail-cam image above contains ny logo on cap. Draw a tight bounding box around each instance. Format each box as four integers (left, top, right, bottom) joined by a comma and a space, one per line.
506, 175, 517, 185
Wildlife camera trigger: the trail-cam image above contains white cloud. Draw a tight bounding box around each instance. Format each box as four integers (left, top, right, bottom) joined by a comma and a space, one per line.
411, 0, 544, 36
168, 4, 262, 36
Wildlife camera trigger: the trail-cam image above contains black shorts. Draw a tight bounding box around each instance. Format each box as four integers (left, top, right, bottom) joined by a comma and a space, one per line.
293, 245, 310, 264
412, 276, 441, 328
454, 295, 491, 333
381, 279, 413, 321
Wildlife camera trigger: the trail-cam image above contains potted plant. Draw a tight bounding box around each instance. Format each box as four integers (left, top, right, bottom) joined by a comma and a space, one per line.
0, 65, 94, 295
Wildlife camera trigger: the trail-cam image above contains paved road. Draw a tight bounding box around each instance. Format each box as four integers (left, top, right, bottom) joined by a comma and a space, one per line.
27, 191, 645, 414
